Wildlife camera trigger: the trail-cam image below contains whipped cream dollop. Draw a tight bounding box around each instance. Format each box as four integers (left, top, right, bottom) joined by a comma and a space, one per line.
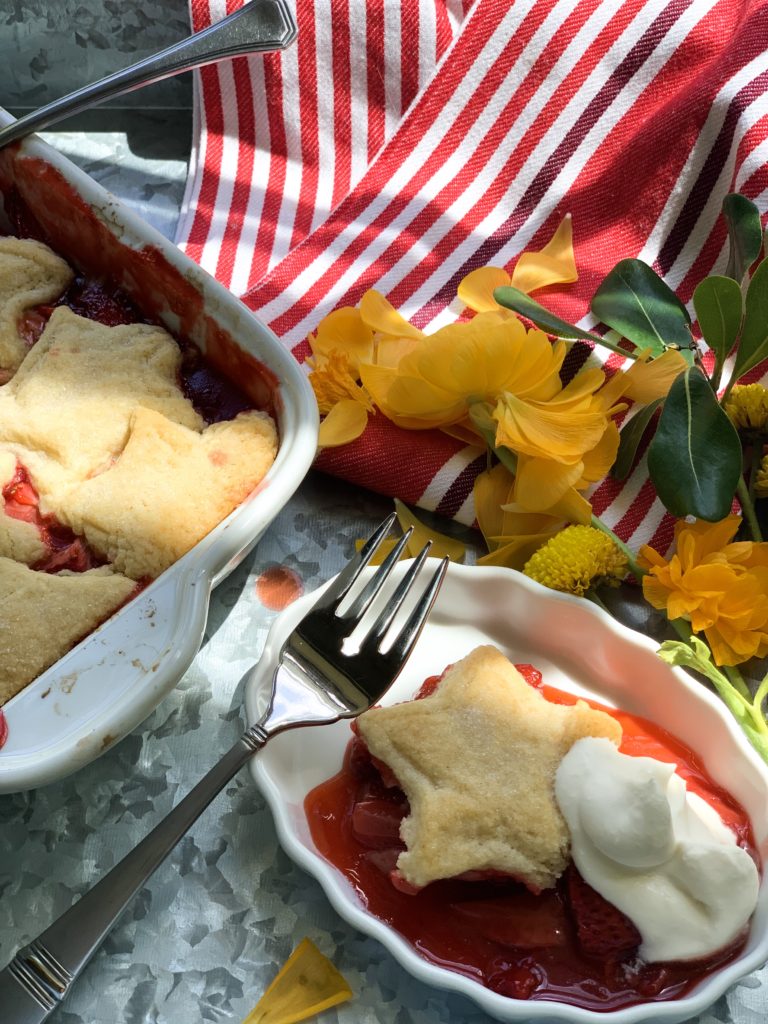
555, 737, 759, 962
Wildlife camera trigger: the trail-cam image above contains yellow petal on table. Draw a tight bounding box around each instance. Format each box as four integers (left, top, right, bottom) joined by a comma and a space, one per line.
355, 502, 467, 565
317, 400, 369, 448
578, 422, 620, 486
394, 498, 467, 561
241, 938, 352, 1024
309, 306, 374, 368
510, 213, 578, 294
360, 289, 424, 340
457, 266, 512, 313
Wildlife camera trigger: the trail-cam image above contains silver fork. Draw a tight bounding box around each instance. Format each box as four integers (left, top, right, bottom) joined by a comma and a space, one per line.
0, 515, 448, 1024
0, 0, 296, 150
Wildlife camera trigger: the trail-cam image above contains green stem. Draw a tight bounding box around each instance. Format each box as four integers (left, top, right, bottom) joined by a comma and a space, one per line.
589, 515, 645, 580
736, 475, 763, 542
753, 671, 768, 723
723, 663, 753, 702
585, 588, 611, 613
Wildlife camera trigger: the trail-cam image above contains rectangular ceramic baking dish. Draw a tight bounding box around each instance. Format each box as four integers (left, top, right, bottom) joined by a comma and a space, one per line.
0, 109, 318, 794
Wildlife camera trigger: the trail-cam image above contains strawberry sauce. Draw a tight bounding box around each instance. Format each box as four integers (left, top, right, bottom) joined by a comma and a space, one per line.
304, 664, 757, 1010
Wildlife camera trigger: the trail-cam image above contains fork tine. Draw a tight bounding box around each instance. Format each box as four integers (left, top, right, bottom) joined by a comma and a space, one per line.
339, 526, 414, 622
362, 540, 433, 647
380, 555, 449, 663
361, 549, 449, 661
311, 512, 397, 612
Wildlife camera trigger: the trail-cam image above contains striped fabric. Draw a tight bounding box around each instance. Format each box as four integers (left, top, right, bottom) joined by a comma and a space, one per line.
177, 0, 768, 552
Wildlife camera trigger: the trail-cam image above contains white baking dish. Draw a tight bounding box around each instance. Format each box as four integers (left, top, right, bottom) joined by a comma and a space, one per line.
0, 110, 318, 793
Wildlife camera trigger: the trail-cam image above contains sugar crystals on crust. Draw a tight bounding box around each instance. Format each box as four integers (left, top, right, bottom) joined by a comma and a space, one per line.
59, 406, 278, 580
0, 306, 203, 504
357, 645, 622, 892
0, 558, 136, 705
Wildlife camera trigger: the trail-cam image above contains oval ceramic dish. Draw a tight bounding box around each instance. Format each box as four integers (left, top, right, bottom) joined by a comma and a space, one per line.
247, 561, 768, 1024
0, 110, 318, 793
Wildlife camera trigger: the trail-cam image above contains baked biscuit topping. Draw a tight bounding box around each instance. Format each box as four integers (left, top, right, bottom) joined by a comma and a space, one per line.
0, 558, 136, 705
0, 306, 203, 503
0, 237, 279, 706
60, 406, 278, 580
357, 645, 622, 892
0, 237, 73, 377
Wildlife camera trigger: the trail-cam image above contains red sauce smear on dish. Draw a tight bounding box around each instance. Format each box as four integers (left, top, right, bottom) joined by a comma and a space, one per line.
0, 709, 7, 750
304, 664, 757, 1011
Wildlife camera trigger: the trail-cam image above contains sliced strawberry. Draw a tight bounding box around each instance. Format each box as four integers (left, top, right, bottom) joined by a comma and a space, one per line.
452, 892, 568, 949
351, 797, 407, 849
566, 867, 641, 960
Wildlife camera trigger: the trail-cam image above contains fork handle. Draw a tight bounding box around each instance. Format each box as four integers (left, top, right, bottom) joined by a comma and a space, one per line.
0, 0, 296, 149
0, 725, 268, 1023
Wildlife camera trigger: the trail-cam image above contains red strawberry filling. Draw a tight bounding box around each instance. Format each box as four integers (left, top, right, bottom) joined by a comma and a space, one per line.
305, 664, 757, 1010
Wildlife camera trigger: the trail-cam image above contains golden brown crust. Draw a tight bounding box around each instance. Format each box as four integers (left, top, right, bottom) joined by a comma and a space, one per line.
0, 237, 73, 376
0, 306, 203, 503
357, 645, 622, 892
0, 558, 135, 705
59, 407, 278, 580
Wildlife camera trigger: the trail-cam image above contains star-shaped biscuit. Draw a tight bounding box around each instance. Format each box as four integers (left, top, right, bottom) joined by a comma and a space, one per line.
357, 645, 622, 892
0, 306, 203, 503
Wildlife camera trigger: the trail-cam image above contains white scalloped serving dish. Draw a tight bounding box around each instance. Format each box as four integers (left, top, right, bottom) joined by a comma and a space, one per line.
0, 110, 318, 793
247, 561, 768, 1024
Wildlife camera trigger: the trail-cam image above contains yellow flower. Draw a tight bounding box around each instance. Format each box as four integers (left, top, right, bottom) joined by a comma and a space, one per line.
522, 525, 628, 596
639, 517, 768, 666
361, 313, 566, 431
308, 349, 373, 447
457, 214, 577, 313
242, 938, 352, 1024
756, 451, 768, 497
725, 383, 768, 432
474, 463, 564, 569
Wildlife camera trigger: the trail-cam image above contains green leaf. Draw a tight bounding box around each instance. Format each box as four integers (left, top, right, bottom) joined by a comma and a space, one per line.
493, 287, 606, 343
591, 258, 693, 360
647, 366, 742, 521
723, 193, 763, 283
692, 275, 742, 364
731, 257, 768, 381
611, 398, 664, 481
492, 286, 638, 359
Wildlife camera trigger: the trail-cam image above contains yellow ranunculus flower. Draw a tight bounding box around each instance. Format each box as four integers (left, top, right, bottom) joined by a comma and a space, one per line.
639, 517, 768, 666
360, 313, 566, 431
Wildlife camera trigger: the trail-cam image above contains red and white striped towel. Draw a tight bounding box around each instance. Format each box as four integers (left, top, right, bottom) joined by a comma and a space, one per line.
178, 0, 768, 554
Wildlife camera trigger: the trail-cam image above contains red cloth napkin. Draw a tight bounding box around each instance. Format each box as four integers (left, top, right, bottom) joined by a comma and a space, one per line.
178, 0, 768, 553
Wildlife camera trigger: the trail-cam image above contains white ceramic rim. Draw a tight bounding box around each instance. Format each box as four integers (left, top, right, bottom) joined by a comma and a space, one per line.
0, 111, 319, 793
247, 561, 768, 1024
